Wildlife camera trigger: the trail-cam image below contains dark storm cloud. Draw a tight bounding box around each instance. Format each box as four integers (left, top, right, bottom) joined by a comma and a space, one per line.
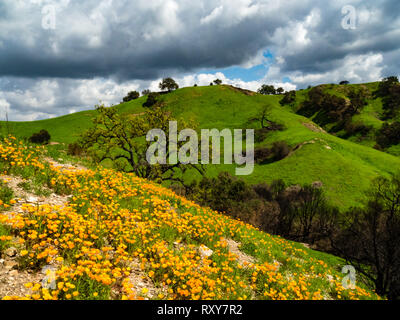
0, 0, 318, 80
0, 0, 399, 120
1, 0, 399, 80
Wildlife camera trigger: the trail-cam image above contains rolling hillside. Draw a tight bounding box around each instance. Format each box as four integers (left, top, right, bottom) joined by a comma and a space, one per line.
1, 84, 400, 209
0, 137, 380, 300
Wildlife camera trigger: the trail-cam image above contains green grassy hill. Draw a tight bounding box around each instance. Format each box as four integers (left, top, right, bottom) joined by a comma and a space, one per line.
2, 84, 400, 209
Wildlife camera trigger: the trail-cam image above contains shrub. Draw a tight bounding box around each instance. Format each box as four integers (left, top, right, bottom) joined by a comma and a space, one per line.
375, 77, 400, 119
143, 92, 160, 108
271, 141, 290, 161
254, 146, 272, 164
280, 90, 296, 106
122, 91, 140, 102
344, 121, 372, 138
254, 128, 269, 143
332, 174, 400, 299
29, 129, 51, 144
376, 121, 400, 148
67, 142, 85, 156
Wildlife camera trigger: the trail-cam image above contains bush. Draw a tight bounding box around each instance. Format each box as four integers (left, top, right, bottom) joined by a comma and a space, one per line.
279, 90, 296, 106
332, 174, 400, 299
143, 92, 160, 108
184, 172, 336, 246
344, 121, 372, 138
254, 141, 290, 163
67, 142, 85, 156
271, 141, 290, 161
122, 91, 140, 102
375, 76, 400, 119
298, 86, 365, 128
29, 129, 51, 144
254, 146, 272, 164
254, 128, 269, 143
376, 121, 400, 148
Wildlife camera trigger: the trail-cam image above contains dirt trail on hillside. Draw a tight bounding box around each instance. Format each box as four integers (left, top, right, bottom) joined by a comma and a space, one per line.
302, 122, 327, 133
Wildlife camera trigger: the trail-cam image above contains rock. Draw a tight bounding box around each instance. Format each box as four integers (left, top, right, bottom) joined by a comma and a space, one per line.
199, 245, 213, 258
8, 270, 19, 277
5, 247, 17, 258
325, 145, 332, 150
0, 259, 4, 265
4, 260, 18, 269
26, 196, 38, 203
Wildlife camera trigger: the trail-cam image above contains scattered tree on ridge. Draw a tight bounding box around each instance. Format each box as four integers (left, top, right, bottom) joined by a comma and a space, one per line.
159, 77, 179, 92
257, 84, 276, 95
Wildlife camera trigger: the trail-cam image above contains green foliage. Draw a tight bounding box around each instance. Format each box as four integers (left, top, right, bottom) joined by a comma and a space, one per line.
257, 84, 276, 95
280, 90, 296, 106
143, 92, 160, 108
159, 77, 179, 92
334, 173, 400, 299
29, 129, 51, 144
376, 121, 400, 148
0, 224, 11, 255
67, 142, 85, 156
184, 171, 337, 246
3, 84, 400, 209
122, 91, 140, 102
79, 104, 203, 184
254, 141, 291, 164
0, 180, 13, 210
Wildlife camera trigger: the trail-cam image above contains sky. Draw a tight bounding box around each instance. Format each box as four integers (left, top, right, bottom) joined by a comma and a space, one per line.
0, 0, 399, 121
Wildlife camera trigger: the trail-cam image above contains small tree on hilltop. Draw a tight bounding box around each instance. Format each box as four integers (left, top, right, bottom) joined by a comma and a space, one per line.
258, 84, 276, 95
213, 79, 222, 85
159, 77, 179, 92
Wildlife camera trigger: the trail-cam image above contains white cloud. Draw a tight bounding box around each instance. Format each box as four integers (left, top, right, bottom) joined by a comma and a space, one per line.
289, 53, 384, 86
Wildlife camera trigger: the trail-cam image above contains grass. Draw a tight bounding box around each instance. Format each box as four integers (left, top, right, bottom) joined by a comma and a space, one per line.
0, 137, 380, 300
0, 180, 14, 211
1, 84, 400, 210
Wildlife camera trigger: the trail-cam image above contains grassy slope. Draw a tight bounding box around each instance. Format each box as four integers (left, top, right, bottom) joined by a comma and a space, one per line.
2, 85, 400, 209
0, 139, 380, 300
